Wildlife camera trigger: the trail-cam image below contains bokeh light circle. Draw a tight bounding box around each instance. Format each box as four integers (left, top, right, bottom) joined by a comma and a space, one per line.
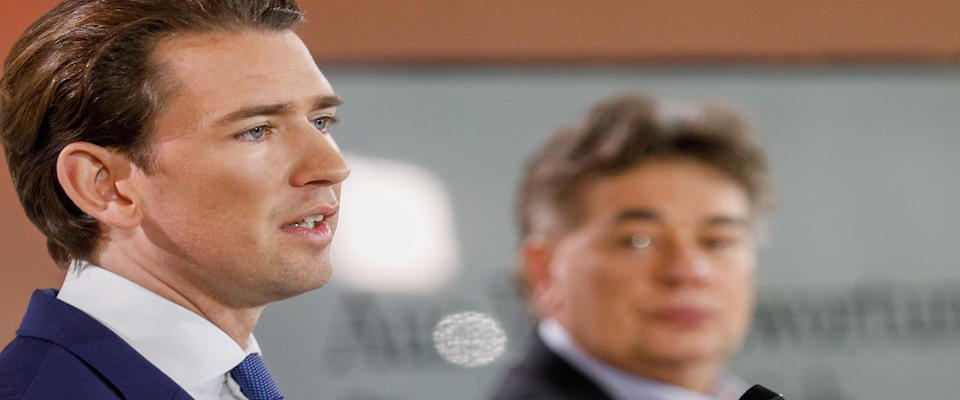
432, 311, 507, 367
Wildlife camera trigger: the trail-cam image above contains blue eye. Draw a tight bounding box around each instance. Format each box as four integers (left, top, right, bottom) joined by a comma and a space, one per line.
312, 116, 337, 133
236, 126, 267, 141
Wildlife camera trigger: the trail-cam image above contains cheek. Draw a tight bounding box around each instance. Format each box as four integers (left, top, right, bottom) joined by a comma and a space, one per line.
715, 248, 755, 289
551, 237, 639, 317
567, 254, 637, 315
147, 159, 280, 230
719, 263, 756, 331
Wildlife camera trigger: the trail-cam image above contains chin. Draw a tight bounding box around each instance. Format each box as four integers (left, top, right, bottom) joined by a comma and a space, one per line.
633, 331, 728, 363
644, 342, 728, 366
258, 259, 332, 300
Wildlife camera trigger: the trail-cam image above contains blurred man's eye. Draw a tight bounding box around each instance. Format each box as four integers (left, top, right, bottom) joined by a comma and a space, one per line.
701, 235, 739, 250
615, 233, 654, 250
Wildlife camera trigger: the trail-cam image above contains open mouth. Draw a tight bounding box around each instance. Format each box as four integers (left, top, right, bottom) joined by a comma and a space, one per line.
285, 214, 326, 229
280, 210, 336, 246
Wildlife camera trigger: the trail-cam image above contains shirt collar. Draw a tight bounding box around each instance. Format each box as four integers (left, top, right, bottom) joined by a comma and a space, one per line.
57, 262, 260, 391
538, 319, 746, 400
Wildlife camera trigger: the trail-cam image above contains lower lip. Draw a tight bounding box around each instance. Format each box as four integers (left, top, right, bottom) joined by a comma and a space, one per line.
280, 221, 333, 246
652, 309, 714, 326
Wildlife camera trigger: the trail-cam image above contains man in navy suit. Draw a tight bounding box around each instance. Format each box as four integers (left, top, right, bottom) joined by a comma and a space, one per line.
0, 1, 349, 399
491, 95, 773, 400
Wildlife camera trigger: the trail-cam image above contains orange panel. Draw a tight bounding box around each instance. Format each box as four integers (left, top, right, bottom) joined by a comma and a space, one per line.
296, 0, 960, 63
0, 0, 65, 346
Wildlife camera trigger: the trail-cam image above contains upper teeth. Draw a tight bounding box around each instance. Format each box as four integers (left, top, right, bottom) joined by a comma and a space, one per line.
292, 214, 324, 229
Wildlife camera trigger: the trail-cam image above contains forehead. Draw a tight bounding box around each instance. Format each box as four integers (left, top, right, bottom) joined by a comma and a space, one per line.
149, 30, 334, 127
578, 160, 751, 227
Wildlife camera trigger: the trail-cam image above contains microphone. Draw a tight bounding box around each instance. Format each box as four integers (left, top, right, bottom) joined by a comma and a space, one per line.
739, 384, 784, 400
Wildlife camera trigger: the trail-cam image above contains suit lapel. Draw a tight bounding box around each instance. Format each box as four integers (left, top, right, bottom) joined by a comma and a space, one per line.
17, 289, 192, 400
525, 333, 616, 399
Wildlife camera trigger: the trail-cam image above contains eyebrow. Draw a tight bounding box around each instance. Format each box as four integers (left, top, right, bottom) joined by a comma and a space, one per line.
703, 215, 751, 228
612, 208, 751, 228
614, 209, 659, 223
214, 95, 343, 126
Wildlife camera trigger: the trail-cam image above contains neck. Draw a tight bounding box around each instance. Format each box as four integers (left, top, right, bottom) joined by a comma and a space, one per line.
622, 359, 723, 394
553, 318, 725, 395
93, 246, 264, 349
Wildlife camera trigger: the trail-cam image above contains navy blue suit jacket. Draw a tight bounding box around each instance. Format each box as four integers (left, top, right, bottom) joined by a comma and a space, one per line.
0, 289, 193, 399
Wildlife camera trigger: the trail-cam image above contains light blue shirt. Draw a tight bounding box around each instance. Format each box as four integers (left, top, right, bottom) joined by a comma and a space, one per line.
539, 319, 748, 400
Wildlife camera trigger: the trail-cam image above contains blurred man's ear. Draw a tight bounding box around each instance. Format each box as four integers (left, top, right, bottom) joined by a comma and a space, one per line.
56, 142, 143, 230
521, 236, 560, 318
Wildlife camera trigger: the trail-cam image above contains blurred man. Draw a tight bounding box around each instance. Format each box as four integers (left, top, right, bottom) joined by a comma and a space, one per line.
492, 94, 772, 400
0, 1, 348, 399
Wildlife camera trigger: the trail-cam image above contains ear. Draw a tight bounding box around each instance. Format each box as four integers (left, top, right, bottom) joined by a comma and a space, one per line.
56, 142, 142, 230
521, 236, 560, 317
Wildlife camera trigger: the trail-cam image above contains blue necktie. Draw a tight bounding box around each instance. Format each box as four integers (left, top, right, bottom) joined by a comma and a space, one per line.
230, 354, 284, 400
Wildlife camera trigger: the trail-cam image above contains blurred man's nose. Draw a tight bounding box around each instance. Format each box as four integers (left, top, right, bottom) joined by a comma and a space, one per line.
654, 237, 713, 287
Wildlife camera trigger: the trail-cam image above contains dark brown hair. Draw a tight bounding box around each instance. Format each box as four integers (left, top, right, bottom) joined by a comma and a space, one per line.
518, 93, 773, 238
0, 0, 304, 267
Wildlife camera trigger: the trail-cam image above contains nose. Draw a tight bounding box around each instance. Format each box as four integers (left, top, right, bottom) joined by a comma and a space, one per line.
288, 124, 350, 187
654, 237, 713, 287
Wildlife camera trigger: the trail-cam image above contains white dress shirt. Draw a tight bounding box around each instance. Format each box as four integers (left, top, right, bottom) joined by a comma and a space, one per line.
58, 262, 261, 400
539, 319, 748, 400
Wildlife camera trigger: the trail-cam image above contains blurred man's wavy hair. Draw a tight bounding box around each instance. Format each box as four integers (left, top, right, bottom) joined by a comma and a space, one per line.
0, 0, 304, 268
518, 93, 773, 240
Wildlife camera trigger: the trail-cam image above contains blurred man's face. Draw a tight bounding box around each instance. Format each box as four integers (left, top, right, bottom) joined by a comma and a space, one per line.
129, 30, 349, 307
534, 159, 755, 382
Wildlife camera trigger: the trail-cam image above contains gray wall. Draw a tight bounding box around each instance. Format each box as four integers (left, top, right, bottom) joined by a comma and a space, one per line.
256, 66, 960, 399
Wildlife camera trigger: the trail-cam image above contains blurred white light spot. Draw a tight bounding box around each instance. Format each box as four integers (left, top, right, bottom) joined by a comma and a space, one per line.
630, 233, 651, 249
332, 153, 459, 293
432, 311, 507, 368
